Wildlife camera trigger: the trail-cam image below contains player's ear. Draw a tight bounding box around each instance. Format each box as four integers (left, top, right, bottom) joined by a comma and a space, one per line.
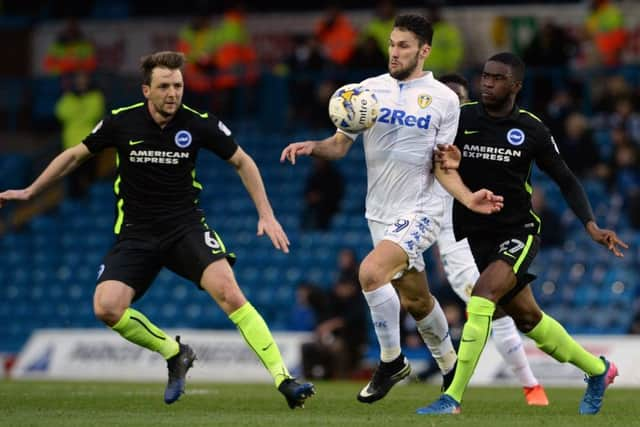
142, 84, 150, 98
421, 43, 431, 59
512, 80, 522, 94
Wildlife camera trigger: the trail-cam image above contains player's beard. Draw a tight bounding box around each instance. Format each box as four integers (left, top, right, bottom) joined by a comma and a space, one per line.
482, 92, 511, 113
158, 100, 181, 118
389, 51, 420, 81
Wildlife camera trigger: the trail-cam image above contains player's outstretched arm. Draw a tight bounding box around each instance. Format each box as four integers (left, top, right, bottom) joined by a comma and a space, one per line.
0, 143, 92, 208
280, 131, 354, 164
539, 149, 628, 257
228, 146, 290, 253
434, 163, 503, 214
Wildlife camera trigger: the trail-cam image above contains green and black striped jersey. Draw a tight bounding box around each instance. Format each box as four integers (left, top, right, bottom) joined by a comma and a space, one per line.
453, 102, 594, 238
82, 102, 238, 233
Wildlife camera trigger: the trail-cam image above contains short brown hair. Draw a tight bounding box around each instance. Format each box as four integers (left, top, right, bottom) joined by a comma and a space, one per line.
140, 51, 185, 85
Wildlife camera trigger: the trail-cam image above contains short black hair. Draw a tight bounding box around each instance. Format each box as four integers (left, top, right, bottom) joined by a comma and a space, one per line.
140, 51, 185, 86
393, 14, 433, 46
487, 52, 525, 82
438, 73, 469, 91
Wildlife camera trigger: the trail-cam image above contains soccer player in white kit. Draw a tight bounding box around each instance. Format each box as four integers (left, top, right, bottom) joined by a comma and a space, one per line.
436, 73, 548, 405
281, 14, 503, 403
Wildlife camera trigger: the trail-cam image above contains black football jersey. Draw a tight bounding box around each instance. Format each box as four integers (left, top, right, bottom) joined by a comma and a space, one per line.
83, 102, 238, 233
453, 102, 568, 238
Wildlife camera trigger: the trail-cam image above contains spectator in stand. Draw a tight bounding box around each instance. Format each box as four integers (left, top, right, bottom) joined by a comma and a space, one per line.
610, 135, 640, 208
544, 91, 575, 143
531, 186, 566, 248
301, 158, 344, 230
282, 34, 330, 129
423, 3, 464, 77
585, 0, 628, 66
54, 71, 105, 198
523, 19, 576, 68
43, 18, 97, 77
314, 4, 358, 68
523, 19, 578, 111
176, 15, 218, 110
301, 275, 368, 380
558, 112, 602, 179
177, 5, 259, 116
336, 247, 359, 285
359, 0, 396, 60
289, 282, 328, 333
349, 34, 388, 72
609, 97, 640, 144
209, 5, 259, 103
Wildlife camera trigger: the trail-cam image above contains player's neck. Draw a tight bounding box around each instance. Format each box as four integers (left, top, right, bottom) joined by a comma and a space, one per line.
400, 70, 427, 83
484, 101, 515, 119
148, 103, 175, 128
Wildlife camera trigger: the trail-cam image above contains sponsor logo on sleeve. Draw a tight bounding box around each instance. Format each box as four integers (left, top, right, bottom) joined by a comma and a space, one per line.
218, 120, 232, 136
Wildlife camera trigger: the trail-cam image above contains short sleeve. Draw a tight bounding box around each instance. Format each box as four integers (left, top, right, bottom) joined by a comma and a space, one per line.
336, 128, 358, 141
197, 115, 239, 160
82, 115, 115, 153
436, 96, 460, 147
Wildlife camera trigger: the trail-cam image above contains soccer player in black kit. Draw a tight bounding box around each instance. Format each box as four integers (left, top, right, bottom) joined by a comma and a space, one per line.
418, 52, 628, 415
0, 51, 314, 408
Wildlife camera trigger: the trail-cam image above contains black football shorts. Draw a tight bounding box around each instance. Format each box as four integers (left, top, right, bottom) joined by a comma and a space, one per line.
96, 222, 235, 301
467, 232, 540, 304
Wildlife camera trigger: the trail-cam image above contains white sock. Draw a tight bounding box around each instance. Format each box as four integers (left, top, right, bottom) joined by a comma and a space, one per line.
363, 284, 401, 362
492, 316, 538, 388
415, 299, 457, 374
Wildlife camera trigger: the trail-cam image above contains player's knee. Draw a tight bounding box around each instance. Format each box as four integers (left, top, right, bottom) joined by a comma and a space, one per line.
93, 298, 126, 326
358, 262, 385, 292
401, 294, 432, 319
203, 276, 246, 313
513, 311, 542, 333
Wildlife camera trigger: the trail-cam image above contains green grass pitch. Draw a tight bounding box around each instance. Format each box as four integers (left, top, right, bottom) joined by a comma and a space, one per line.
1, 380, 637, 426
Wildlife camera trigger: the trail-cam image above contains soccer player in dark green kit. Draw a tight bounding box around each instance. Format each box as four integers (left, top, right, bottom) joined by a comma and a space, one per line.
417, 52, 627, 415
0, 51, 314, 408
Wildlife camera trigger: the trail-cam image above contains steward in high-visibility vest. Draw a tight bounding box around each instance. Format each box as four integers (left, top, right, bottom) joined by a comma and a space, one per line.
586, 0, 628, 66
44, 19, 97, 75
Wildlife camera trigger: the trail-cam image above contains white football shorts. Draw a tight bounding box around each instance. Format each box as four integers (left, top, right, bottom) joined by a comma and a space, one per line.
367, 199, 444, 277
436, 195, 480, 302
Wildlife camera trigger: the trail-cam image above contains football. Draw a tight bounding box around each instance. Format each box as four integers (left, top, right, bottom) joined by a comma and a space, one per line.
328, 84, 379, 132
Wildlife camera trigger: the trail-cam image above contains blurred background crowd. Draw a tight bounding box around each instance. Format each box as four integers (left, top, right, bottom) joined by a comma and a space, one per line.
0, 0, 639, 380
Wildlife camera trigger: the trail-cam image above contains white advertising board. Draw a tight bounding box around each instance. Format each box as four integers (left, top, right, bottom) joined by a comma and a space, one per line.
13, 329, 311, 382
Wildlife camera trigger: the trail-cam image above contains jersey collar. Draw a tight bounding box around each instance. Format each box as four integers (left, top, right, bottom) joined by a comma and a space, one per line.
394, 71, 433, 88
143, 100, 183, 129
476, 102, 521, 122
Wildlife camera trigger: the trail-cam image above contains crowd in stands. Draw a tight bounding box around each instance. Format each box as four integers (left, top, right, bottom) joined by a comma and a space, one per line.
0, 1, 639, 358
13, 0, 640, 248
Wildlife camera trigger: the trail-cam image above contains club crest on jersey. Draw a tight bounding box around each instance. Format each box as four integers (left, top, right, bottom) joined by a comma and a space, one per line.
507, 128, 525, 146
175, 130, 192, 148
418, 94, 432, 109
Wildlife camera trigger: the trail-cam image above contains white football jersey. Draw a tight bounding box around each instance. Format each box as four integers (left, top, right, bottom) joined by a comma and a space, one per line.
340, 72, 460, 223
